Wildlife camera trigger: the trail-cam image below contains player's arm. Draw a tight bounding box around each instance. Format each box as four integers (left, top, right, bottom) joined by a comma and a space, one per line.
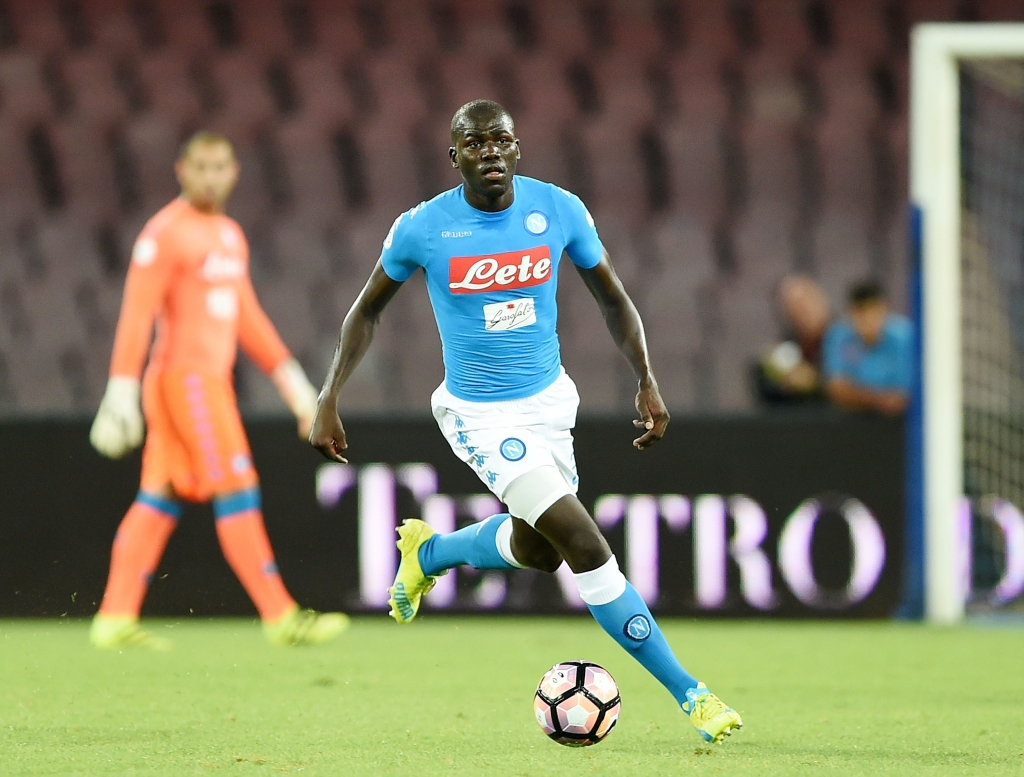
90, 235, 175, 458
309, 261, 404, 462
826, 378, 907, 415
237, 278, 319, 438
576, 251, 669, 450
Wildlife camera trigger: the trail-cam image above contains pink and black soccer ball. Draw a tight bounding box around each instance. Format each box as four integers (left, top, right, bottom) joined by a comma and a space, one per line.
533, 660, 621, 747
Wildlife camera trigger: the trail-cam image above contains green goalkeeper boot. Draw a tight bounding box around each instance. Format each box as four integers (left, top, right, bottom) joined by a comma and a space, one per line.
89, 615, 171, 651
263, 606, 350, 646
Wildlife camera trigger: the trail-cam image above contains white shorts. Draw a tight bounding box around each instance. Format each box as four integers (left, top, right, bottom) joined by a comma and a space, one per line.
431, 369, 580, 508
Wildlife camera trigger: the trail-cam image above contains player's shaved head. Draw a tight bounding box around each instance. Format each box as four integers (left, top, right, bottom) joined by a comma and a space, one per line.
178, 131, 234, 161
450, 100, 514, 141
448, 99, 519, 212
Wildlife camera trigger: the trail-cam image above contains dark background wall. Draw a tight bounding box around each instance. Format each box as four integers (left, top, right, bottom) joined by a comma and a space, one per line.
0, 411, 904, 618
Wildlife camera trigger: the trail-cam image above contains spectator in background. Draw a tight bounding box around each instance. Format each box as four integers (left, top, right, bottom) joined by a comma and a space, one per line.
755, 275, 832, 405
823, 280, 913, 416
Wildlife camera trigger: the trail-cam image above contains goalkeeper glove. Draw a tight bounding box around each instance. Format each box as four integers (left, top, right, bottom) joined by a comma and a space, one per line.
271, 358, 319, 438
90, 376, 144, 458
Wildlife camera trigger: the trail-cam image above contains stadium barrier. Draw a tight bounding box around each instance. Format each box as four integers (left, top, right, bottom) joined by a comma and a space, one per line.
0, 412, 904, 618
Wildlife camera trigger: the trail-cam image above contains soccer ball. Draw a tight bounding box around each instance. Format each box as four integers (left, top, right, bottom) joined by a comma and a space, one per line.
533, 660, 621, 747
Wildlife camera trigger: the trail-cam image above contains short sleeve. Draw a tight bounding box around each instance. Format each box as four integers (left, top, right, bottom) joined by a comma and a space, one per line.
553, 187, 604, 269
380, 204, 425, 282
821, 323, 846, 380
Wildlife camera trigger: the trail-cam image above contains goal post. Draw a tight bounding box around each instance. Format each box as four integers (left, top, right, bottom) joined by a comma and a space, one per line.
911, 24, 1024, 623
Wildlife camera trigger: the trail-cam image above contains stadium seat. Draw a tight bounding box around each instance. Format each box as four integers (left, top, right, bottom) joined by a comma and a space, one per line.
905, 0, 964, 25
742, 120, 802, 213
122, 112, 182, 214
816, 115, 874, 213
7, 0, 66, 53
831, 0, 890, 58
584, 117, 651, 225
276, 117, 345, 224
752, 0, 816, 55
977, 0, 1024, 21
0, 52, 54, 125
514, 52, 579, 129
684, 0, 740, 58
813, 208, 873, 305
293, 52, 351, 127
733, 199, 797, 285
50, 118, 121, 224
0, 0, 930, 414
817, 51, 881, 125
711, 283, 781, 410
159, 0, 217, 54
0, 120, 46, 221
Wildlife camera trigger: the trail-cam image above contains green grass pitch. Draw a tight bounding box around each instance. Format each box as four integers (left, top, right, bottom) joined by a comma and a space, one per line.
1, 618, 1022, 776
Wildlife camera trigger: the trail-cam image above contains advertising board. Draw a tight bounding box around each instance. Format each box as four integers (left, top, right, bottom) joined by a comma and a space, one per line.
0, 413, 904, 617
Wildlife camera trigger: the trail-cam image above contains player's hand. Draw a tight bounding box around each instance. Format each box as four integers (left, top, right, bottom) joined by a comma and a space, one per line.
308, 397, 348, 463
633, 380, 669, 450
271, 358, 319, 440
90, 377, 145, 458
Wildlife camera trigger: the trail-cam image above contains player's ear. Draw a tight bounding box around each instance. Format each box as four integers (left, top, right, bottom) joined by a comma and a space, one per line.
515, 139, 521, 159
449, 146, 458, 168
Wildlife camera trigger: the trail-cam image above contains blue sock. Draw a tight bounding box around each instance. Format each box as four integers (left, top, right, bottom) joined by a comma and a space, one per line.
587, 581, 698, 706
418, 514, 517, 577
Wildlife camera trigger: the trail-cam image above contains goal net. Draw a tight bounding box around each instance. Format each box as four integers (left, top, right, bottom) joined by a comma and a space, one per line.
960, 60, 1024, 613
912, 24, 1024, 622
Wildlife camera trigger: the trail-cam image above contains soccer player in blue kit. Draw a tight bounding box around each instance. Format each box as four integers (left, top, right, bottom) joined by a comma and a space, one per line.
309, 100, 742, 743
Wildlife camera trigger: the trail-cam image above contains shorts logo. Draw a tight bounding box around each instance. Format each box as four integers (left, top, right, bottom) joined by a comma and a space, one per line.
449, 246, 552, 294
624, 615, 651, 642
231, 454, 252, 474
499, 437, 527, 462
524, 211, 548, 235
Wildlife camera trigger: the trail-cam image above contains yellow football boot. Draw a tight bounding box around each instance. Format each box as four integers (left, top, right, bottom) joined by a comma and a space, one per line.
89, 615, 171, 651
263, 606, 350, 646
682, 683, 743, 743
387, 519, 442, 624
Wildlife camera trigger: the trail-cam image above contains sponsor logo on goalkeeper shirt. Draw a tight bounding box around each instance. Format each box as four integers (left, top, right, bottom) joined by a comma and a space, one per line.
448, 246, 552, 294
200, 251, 245, 282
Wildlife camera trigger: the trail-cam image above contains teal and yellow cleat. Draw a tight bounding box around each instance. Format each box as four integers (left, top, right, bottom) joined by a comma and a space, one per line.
263, 606, 350, 646
89, 615, 171, 651
682, 683, 743, 743
387, 519, 442, 624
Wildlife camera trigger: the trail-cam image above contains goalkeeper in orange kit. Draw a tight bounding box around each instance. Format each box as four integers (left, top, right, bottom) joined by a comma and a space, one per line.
88, 132, 348, 649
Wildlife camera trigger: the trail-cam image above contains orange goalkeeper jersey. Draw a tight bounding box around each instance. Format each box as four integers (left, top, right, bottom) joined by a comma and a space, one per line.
109, 198, 290, 380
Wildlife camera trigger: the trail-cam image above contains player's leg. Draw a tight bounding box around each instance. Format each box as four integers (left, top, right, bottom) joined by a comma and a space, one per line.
212, 485, 293, 621
417, 512, 562, 577
95, 489, 180, 620
528, 494, 741, 742
91, 377, 180, 650
170, 373, 348, 645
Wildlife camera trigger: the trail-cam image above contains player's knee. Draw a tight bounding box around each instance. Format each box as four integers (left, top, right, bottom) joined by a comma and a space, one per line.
517, 542, 563, 574
563, 528, 611, 572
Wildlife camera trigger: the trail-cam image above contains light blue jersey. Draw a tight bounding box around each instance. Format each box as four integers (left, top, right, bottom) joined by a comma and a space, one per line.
823, 315, 913, 393
380, 176, 605, 401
